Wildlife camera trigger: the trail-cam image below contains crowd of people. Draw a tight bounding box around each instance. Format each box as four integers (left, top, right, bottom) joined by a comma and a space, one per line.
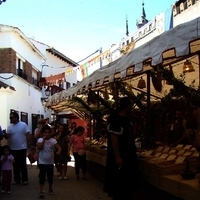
0, 113, 88, 198
0, 97, 194, 200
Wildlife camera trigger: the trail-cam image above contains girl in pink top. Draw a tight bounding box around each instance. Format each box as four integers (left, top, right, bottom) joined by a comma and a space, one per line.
69, 126, 88, 180
1, 145, 14, 194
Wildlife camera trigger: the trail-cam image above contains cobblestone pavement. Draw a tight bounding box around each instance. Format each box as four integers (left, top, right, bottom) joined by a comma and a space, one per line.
0, 159, 111, 200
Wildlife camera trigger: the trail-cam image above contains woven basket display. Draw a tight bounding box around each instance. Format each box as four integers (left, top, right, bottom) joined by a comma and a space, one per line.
146, 158, 165, 173
138, 157, 152, 170
155, 161, 187, 175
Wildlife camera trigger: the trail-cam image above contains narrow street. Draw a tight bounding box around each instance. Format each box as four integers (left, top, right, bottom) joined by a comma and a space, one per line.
0, 157, 183, 200
0, 158, 111, 200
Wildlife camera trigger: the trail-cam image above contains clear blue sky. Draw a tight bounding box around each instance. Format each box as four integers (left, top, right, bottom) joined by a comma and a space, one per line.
0, 0, 175, 62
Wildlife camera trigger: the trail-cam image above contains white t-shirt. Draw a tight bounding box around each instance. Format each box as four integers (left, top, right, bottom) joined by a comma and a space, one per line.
7, 121, 30, 150
37, 138, 57, 165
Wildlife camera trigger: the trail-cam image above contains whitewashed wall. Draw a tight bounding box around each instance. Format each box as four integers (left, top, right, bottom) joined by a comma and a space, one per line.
0, 28, 48, 133
0, 89, 12, 129
0, 32, 44, 70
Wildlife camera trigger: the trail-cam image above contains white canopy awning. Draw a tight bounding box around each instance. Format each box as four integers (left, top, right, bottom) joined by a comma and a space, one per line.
46, 17, 200, 113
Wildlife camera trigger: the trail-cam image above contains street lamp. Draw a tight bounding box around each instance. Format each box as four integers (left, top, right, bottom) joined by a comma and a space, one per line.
0, 0, 6, 5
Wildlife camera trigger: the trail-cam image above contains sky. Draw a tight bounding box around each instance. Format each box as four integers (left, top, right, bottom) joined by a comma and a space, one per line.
0, 0, 175, 63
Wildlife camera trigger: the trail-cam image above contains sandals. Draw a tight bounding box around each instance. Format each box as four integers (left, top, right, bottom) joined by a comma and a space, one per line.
76, 175, 81, 180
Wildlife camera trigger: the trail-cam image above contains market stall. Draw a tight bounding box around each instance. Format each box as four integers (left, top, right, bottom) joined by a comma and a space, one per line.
45, 16, 200, 110
45, 17, 200, 197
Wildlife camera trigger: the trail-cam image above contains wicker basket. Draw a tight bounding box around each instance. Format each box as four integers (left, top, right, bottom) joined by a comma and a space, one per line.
155, 161, 187, 175
146, 158, 165, 173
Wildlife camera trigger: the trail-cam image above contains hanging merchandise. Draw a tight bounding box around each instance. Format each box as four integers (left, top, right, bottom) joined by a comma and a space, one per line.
103, 88, 109, 100
151, 70, 162, 92
137, 77, 146, 89
166, 65, 174, 85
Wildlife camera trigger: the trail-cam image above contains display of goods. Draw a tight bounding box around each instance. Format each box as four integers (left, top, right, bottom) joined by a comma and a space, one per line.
155, 161, 187, 175
180, 169, 197, 180
138, 157, 153, 170
146, 158, 166, 173
95, 147, 107, 157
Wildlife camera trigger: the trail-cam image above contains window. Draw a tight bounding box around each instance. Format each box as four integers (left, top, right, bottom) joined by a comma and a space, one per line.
149, 24, 152, 31
187, 0, 192, 7
184, 1, 187, 9
66, 81, 70, 89
131, 37, 134, 42
144, 28, 148, 34
16, 58, 24, 70
16, 53, 25, 71
59, 82, 64, 89
16, 55, 27, 80
31, 114, 40, 134
139, 31, 142, 38
32, 69, 38, 86
21, 112, 28, 124
180, 3, 184, 12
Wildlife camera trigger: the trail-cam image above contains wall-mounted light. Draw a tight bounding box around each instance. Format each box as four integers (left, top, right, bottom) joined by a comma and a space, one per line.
183, 60, 195, 73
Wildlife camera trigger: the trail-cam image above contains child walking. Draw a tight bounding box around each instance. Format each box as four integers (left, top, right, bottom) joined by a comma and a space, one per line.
69, 126, 89, 180
1, 145, 14, 194
37, 125, 61, 198
55, 124, 70, 180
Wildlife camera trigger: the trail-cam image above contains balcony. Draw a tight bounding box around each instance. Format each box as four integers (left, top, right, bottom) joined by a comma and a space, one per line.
32, 77, 39, 87
17, 69, 27, 80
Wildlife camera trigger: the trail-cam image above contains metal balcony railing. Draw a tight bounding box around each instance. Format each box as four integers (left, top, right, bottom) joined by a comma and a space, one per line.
17, 69, 27, 80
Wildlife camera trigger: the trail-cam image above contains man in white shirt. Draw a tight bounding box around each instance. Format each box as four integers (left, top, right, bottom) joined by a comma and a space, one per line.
4, 112, 31, 185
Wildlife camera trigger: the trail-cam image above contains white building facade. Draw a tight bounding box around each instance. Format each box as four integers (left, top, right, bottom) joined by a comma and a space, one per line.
0, 25, 78, 135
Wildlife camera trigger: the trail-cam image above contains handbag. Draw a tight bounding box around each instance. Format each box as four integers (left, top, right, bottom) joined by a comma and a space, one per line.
77, 149, 85, 156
